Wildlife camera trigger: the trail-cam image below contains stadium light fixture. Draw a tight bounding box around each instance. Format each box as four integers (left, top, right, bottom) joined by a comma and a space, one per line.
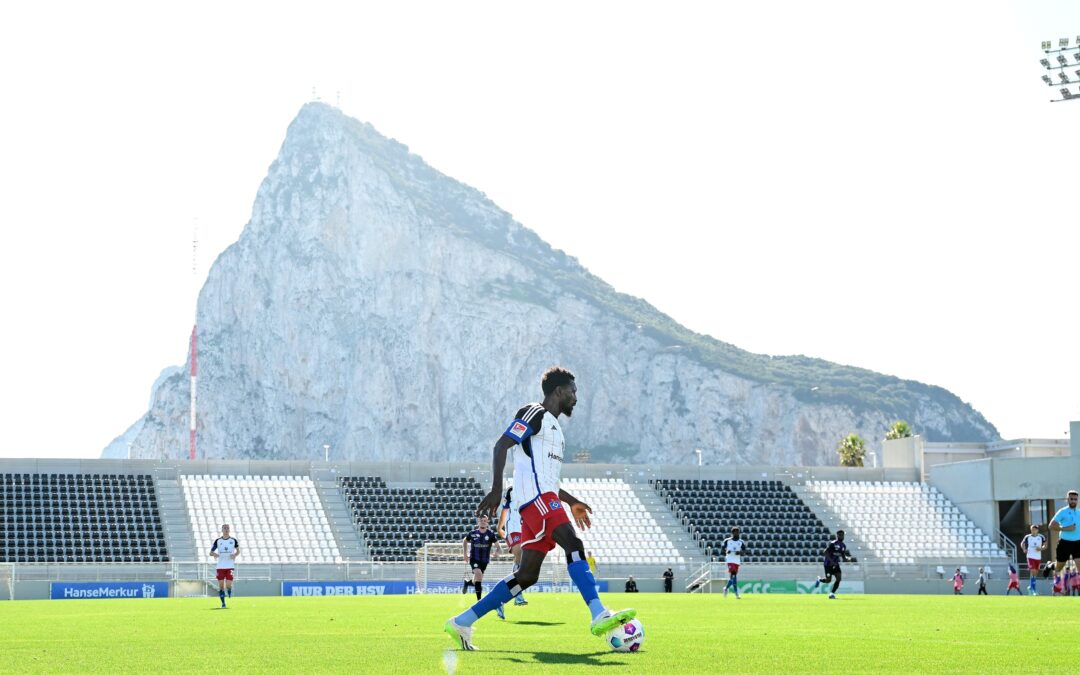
1039, 37, 1080, 102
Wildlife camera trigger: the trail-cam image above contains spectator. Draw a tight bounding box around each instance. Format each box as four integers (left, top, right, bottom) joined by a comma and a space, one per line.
663, 568, 674, 593
1005, 563, 1021, 595
976, 567, 988, 595
952, 568, 964, 595
625, 575, 638, 593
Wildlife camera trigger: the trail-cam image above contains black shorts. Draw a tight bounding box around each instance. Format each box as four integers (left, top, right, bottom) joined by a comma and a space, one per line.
823, 563, 841, 577
469, 560, 488, 573
1055, 538, 1080, 563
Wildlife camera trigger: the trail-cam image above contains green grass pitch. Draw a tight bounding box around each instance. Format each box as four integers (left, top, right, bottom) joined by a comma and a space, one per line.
1, 592, 1077, 673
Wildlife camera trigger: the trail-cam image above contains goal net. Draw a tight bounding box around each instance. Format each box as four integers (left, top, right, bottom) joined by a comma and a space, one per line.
414, 542, 572, 594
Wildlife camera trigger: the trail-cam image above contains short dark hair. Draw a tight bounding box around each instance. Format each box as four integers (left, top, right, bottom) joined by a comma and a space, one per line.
541, 367, 575, 396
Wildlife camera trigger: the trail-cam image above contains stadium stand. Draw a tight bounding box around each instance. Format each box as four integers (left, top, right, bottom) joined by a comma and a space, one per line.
340, 476, 488, 562
652, 478, 829, 563
803, 480, 1007, 563
561, 478, 684, 565
182, 476, 340, 564
0, 473, 167, 563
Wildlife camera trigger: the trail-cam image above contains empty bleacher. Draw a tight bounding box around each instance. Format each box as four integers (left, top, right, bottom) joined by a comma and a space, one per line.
340, 476, 486, 562
804, 480, 1007, 563
562, 478, 683, 565
653, 478, 830, 563
0, 473, 167, 563
182, 476, 340, 564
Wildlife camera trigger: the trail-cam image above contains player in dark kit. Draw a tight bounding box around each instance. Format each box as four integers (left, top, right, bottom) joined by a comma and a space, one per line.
811, 530, 856, 599
444, 367, 635, 651
462, 515, 501, 605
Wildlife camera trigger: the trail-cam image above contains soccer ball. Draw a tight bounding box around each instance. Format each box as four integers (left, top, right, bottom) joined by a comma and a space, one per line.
605, 618, 645, 652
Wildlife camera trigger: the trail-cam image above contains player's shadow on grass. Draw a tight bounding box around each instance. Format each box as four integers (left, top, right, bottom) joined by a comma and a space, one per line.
486, 650, 620, 667
510, 620, 565, 626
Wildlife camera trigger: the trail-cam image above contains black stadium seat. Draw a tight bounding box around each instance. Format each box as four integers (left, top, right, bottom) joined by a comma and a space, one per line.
0, 473, 170, 564
655, 478, 828, 564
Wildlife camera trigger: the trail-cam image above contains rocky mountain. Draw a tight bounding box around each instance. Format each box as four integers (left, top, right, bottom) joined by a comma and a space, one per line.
104, 103, 999, 465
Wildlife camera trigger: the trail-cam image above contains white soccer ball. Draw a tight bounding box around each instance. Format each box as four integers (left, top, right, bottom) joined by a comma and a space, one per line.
605, 618, 645, 652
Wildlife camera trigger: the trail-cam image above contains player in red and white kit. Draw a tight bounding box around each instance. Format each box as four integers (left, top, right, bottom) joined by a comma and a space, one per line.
1020, 524, 1046, 595
445, 367, 635, 651
210, 523, 239, 609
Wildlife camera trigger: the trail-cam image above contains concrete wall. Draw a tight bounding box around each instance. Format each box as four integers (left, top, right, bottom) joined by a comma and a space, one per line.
989, 456, 1080, 500
882, 437, 918, 469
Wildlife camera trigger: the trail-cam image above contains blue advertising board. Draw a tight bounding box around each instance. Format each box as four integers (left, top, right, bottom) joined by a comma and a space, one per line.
282, 580, 607, 596
51, 582, 169, 600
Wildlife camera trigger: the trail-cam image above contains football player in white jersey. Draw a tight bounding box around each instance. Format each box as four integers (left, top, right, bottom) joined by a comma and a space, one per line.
721, 527, 747, 599
210, 523, 240, 608
496, 486, 528, 608
1020, 524, 1047, 595
445, 367, 636, 651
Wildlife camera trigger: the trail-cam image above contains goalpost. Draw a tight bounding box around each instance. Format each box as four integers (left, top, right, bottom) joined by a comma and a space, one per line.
414, 543, 572, 594
0, 564, 13, 601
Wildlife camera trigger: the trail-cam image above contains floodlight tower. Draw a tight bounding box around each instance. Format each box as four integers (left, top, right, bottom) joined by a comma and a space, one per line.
1039, 36, 1080, 102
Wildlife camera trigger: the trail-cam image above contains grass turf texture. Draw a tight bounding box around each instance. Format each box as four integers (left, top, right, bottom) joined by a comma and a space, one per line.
1, 593, 1078, 673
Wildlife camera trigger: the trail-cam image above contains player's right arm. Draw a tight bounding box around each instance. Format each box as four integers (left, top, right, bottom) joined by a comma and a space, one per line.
478, 435, 516, 516
463, 535, 470, 563
210, 538, 219, 559
479, 406, 543, 516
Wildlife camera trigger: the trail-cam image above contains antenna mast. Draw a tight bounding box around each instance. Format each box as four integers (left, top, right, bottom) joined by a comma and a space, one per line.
189, 220, 198, 460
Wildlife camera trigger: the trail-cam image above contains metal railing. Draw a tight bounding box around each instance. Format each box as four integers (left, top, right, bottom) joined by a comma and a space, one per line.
997, 530, 1018, 564
685, 562, 713, 593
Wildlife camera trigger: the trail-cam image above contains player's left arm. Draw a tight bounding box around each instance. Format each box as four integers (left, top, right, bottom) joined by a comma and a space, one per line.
559, 489, 592, 530
232, 538, 240, 559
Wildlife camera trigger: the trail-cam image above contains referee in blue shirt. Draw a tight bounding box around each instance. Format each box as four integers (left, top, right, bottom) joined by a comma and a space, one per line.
1050, 489, 1079, 574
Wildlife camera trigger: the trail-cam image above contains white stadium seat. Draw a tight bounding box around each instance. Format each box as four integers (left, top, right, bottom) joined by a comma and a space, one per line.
803, 480, 1006, 562
181, 475, 340, 564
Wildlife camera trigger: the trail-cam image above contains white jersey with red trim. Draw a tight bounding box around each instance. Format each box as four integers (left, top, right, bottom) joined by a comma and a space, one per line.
1022, 533, 1045, 560
502, 403, 566, 510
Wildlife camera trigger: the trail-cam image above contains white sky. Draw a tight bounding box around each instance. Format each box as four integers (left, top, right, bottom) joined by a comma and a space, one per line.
1, 1, 1077, 459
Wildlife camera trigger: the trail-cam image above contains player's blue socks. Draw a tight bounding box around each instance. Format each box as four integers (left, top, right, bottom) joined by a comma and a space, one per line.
227, 588, 232, 598
567, 559, 605, 620
1029, 577, 1037, 592
454, 579, 514, 627
219, 590, 226, 605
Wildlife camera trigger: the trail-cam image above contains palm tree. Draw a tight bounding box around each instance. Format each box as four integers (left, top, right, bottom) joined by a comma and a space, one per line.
837, 434, 866, 467
885, 420, 913, 440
